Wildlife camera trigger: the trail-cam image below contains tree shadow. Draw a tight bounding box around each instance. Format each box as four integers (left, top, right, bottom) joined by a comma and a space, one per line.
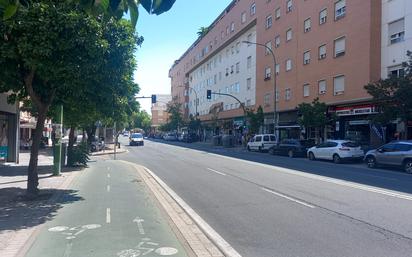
147, 139, 412, 195
0, 187, 83, 232
0, 165, 83, 177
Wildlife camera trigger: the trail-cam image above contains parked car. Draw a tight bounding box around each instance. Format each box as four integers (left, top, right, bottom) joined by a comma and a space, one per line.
90, 137, 105, 152
179, 133, 199, 143
123, 131, 129, 137
247, 134, 277, 152
364, 141, 412, 173
163, 133, 177, 141
307, 140, 364, 164
129, 133, 144, 146
269, 139, 316, 158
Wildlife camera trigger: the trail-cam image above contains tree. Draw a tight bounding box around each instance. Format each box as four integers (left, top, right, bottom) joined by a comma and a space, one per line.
297, 98, 332, 142
364, 51, 412, 139
197, 26, 209, 38
1, 0, 177, 27
132, 110, 152, 133
165, 101, 183, 131
247, 106, 264, 134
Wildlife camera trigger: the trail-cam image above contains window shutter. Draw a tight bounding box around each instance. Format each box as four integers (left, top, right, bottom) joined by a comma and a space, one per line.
335, 0, 345, 12
335, 37, 345, 55
388, 19, 405, 36
334, 76, 345, 94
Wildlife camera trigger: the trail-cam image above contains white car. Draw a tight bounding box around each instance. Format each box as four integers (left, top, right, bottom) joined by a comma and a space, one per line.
247, 134, 277, 152
129, 133, 144, 146
307, 140, 364, 164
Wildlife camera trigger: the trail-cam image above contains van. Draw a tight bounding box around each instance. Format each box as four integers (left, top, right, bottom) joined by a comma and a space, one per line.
247, 134, 277, 152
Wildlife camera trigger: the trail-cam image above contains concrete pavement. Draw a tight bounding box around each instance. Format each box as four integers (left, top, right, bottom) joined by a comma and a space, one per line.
121, 138, 412, 257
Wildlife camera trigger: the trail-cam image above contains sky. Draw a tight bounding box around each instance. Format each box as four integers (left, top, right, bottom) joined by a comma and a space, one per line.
134, 0, 232, 114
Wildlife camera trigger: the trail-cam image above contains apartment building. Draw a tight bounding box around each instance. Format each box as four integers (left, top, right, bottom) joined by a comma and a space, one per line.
151, 94, 172, 132
170, 0, 411, 145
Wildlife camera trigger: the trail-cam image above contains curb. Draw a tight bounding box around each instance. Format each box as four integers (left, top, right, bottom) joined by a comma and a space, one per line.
90, 149, 128, 156
13, 170, 81, 257
122, 161, 242, 257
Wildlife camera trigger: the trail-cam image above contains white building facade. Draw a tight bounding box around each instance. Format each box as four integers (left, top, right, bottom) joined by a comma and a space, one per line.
188, 25, 257, 117
381, 0, 412, 78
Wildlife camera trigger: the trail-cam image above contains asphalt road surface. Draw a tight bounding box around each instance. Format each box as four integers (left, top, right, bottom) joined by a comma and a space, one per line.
120, 138, 412, 257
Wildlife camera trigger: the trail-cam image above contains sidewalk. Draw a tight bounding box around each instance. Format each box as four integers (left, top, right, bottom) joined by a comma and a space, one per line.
0, 150, 81, 257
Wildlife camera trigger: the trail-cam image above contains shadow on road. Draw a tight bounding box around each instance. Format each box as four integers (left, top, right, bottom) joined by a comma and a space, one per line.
0, 187, 83, 232
146, 139, 412, 195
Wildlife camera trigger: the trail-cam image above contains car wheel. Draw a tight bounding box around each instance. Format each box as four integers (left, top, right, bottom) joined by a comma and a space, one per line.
366, 156, 377, 169
333, 154, 341, 164
258, 146, 263, 153
247, 146, 251, 151
288, 150, 294, 158
404, 159, 412, 174
308, 152, 315, 161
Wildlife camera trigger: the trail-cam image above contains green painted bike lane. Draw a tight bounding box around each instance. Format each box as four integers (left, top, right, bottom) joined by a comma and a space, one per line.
25, 160, 189, 257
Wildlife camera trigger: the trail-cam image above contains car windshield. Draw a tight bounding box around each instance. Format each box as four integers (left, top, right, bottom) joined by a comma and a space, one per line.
4, 2, 412, 257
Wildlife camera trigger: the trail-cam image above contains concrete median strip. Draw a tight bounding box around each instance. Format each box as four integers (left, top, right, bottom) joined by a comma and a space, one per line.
121, 160, 242, 257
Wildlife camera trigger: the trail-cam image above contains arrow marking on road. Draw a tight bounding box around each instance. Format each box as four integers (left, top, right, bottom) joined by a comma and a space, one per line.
133, 217, 145, 235
107, 185, 111, 192
262, 187, 316, 208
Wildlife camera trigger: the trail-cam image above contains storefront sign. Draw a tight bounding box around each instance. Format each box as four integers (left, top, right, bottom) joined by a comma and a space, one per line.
335, 105, 377, 116
349, 120, 369, 125
0, 146, 8, 161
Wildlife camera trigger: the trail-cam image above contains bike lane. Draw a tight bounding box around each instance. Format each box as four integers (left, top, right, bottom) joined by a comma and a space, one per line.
24, 159, 188, 257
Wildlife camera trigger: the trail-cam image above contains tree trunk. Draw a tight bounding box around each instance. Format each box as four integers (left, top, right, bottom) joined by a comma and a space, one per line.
26, 108, 47, 197
66, 126, 76, 166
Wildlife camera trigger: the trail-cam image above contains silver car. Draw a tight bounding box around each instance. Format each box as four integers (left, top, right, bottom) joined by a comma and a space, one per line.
364, 141, 412, 173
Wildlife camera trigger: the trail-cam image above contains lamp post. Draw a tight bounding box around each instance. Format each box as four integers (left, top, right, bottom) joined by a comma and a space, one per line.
242, 41, 278, 137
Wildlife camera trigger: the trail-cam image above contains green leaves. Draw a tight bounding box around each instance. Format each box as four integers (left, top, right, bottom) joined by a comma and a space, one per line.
127, 0, 139, 27
1, 1, 18, 20
297, 98, 329, 128
140, 0, 176, 15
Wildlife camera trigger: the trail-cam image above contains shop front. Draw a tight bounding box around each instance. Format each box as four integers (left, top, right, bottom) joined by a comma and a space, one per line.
0, 94, 19, 163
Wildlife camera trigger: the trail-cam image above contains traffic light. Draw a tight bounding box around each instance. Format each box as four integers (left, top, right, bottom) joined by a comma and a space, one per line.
151, 94, 157, 104
206, 90, 212, 100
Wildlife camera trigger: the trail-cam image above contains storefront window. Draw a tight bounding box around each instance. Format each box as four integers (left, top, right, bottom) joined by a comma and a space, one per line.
0, 114, 9, 161
344, 120, 369, 145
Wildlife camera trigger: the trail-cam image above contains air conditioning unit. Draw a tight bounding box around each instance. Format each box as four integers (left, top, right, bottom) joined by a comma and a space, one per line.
320, 54, 326, 59
319, 90, 326, 94
304, 59, 310, 65
305, 27, 311, 33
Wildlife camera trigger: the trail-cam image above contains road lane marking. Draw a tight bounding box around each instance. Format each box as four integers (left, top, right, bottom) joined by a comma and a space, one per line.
107, 167, 111, 171
107, 185, 110, 192
107, 173, 111, 178
168, 146, 412, 202
261, 187, 315, 208
207, 168, 227, 176
106, 208, 111, 223
143, 167, 242, 257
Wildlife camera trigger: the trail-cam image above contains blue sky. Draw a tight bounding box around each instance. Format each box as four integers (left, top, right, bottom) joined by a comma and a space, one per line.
134, 0, 232, 113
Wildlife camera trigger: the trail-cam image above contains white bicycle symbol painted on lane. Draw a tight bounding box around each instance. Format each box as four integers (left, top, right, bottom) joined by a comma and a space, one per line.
117, 237, 178, 257
48, 224, 101, 240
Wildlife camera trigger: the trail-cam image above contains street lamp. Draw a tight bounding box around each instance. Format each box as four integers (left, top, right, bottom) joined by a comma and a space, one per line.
242, 40, 278, 137
178, 85, 199, 118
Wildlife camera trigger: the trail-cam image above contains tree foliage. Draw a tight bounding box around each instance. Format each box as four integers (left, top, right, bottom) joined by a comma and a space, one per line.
297, 98, 330, 129
197, 26, 209, 38
131, 110, 151, 132
364, 51, 412, 138
163, 101, 183, 131
247, 106, 264, 134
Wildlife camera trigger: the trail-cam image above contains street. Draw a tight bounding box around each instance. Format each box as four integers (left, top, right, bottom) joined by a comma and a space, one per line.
120, 138, 412, 257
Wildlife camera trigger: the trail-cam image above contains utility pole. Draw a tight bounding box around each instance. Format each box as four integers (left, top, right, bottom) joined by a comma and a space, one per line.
53, 104, 63, 176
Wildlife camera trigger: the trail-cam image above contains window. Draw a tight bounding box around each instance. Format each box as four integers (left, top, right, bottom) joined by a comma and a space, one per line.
246, 99, 251, 106
333, 75, 345, 95
255, 136, 262, 142
241, 12, 247, 24
265, 41, 272, 55
287, 0, 292, 13
286, 59, 292, 71
250, 3, 256, 16
264, 93, 271, 105
263, 135, 270, 142
226, 68, 229, 76
388, 65, 405, 78
231, 65, 234, 74
247, 33, 252, 44
265, 67, 272, 80
266, 15, 273, 29
236, 62, 240, 73
285, 88, 291, 100
319, 44, 326, 59
388, 18, 405, 44
303, 84, 310, 97
304, 18, 311, 32
320, 8, 327, 24
334, 37, 346, 57
247, 78, 252, 90
303, 51, 310, 65
318, 80, 326, 94
276, 90, 279, 102
335, 0, 346, 20
286, 29, 292, 41
275, 7, 281, 19
230, 22, 235, 32
275, 35, 280, 48
275, 64, 280, 75
236, 82, 240, 93
226, 26, 230, 35
247, 56, 252, 69
214, 74, 217, 85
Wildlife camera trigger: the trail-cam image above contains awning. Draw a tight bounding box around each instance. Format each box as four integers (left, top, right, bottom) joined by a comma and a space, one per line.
20, 122, 36, 129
